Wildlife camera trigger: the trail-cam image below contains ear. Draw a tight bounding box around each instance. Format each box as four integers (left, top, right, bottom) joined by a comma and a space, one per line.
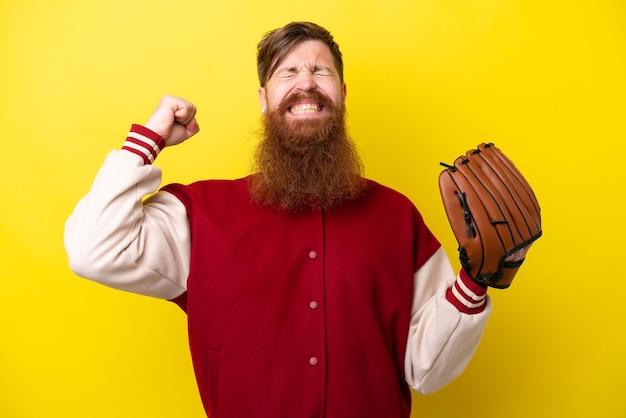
342, 82, 347, 101
258, 87, 267, 114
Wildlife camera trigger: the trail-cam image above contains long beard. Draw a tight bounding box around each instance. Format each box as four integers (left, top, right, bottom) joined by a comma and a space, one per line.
249, 92, 365, 212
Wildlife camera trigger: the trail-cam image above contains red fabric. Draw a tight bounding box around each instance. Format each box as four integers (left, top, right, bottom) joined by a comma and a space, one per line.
122, 124, 165, 165
130, 124, 165, 150
169, 291, 187, 313
445, 269, 487, 314
163, 177, 441, 418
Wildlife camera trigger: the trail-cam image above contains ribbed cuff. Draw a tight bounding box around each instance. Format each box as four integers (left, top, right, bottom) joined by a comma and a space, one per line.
121, 124, 166, 165
446, 269, 488, 314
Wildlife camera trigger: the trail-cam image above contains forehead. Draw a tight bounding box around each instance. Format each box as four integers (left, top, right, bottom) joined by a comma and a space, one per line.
275, 39, 337, 70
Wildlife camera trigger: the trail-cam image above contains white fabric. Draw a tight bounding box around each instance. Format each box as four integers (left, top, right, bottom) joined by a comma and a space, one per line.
64, 148, 491, 394
64, 150, 189, 299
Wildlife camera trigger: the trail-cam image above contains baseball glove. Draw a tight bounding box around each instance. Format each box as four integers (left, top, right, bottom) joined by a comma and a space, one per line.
439, 143, 542, 288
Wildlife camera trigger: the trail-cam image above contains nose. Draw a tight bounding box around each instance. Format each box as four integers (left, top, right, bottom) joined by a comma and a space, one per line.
295, 71, 317, 92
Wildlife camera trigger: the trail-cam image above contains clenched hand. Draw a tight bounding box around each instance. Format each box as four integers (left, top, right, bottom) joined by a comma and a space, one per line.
145, 95, 200, 147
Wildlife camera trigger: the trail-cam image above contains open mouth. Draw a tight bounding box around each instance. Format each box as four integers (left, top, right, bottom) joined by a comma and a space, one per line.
289, 103, 323, 114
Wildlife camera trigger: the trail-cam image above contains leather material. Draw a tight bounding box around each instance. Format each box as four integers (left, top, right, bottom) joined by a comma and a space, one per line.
439, 143, 542, 288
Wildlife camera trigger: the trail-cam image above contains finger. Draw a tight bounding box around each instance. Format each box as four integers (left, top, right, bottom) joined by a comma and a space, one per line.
504, 245, 530, 262
173, 102, 196, 125
185, 118, 200, 136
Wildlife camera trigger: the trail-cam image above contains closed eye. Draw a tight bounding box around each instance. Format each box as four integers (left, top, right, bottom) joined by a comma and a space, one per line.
314, 69, 333, 77
311, 64, 335, 77
275, 67, 298, 79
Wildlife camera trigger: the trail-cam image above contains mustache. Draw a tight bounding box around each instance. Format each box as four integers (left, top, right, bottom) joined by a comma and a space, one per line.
276, 90, 337, 114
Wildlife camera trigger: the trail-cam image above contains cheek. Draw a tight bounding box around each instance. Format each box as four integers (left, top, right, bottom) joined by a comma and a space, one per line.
267, 93, 283, 110
264, 84, 291, 110
319, 82, 345, 104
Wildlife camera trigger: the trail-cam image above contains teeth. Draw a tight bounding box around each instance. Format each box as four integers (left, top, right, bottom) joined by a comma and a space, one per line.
290, 103, 321, 114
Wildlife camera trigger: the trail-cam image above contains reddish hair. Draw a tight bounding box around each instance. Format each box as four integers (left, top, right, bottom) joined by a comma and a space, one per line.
257, 22, 344, 87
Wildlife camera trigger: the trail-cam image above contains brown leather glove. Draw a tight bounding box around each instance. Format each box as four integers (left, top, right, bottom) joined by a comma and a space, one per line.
439, 143, 542, 288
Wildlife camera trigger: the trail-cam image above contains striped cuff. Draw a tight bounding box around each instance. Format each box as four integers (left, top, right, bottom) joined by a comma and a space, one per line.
446, 270, 488, 314
122, 124, 166, 165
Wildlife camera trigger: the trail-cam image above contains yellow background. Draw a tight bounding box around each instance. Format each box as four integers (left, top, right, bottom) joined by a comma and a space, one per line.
1, 0, 624, 417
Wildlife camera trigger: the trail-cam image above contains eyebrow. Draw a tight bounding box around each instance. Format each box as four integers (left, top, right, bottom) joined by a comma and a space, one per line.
276, 66, 299, 74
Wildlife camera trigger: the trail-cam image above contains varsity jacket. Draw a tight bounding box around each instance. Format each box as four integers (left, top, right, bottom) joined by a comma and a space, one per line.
64, 125, 491, 418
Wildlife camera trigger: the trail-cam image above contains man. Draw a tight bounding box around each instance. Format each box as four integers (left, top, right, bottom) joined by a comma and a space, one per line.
65, 22, 493, 418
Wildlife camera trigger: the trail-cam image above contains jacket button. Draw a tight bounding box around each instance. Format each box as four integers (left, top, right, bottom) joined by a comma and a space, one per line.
309, 301, 319, 310
308, 250, 318, 259
309, 357, 319, 366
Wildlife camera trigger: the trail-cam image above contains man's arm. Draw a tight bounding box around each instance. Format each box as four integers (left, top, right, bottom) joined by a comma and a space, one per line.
404, 248, 491, 394
64, 96, 200, 299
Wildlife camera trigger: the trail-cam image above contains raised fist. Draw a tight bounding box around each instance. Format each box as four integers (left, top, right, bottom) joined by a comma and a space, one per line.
145, 95, 200, 147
